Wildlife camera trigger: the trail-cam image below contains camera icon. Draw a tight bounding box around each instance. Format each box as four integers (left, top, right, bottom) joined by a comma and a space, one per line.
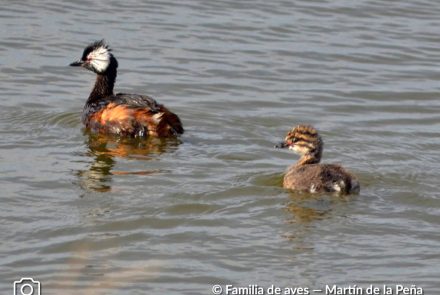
13, 278, 41, 295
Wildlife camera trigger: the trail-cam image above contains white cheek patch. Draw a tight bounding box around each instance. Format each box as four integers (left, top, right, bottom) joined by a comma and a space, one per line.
87, 46, 110, 72
291, 145, 304, 153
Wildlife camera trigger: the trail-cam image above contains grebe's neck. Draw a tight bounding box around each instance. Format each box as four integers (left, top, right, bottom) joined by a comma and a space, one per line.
295, 144, 323, 166
296, 153, 321, 166
87, 59, 117, 104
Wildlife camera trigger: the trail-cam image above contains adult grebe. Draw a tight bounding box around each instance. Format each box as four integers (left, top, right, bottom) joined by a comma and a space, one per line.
70, 40, 183, 137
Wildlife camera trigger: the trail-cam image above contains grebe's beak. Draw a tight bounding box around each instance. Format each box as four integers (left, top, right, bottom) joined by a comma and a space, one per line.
69, 60, 84, 67
275, 142, 288, 149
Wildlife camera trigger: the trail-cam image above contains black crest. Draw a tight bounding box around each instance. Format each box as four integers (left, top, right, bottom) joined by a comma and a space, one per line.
81, 39, 111, 61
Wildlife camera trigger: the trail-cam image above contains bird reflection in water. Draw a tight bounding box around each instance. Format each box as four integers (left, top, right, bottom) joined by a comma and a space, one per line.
285, 192, 352, 223
282, 192, 351, 242
77, 131, 181, 192
285, 194, 330, 224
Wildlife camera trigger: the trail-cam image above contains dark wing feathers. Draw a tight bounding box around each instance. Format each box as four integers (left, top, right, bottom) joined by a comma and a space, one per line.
115, 93, 161, 112
84, 93, 184, 137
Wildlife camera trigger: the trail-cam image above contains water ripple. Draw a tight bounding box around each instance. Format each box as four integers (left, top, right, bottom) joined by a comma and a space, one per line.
1, 0, 440, 294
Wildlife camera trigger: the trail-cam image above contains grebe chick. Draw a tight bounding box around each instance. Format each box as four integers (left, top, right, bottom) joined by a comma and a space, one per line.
70, 40, 183, 137
276, 125, 360, 194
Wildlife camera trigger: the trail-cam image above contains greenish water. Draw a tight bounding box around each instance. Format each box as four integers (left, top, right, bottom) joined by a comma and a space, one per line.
1, 1, 440, 294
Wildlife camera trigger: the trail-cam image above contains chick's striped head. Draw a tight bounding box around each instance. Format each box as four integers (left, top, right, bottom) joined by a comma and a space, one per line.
283, 125, 323, 156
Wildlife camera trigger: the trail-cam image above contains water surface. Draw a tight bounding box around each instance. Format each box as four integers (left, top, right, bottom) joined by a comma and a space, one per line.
1, 1, 440, 294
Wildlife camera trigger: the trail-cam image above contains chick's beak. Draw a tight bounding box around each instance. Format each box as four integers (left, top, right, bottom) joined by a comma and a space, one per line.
275, 141, 288, 149
69, 60, 84, 67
